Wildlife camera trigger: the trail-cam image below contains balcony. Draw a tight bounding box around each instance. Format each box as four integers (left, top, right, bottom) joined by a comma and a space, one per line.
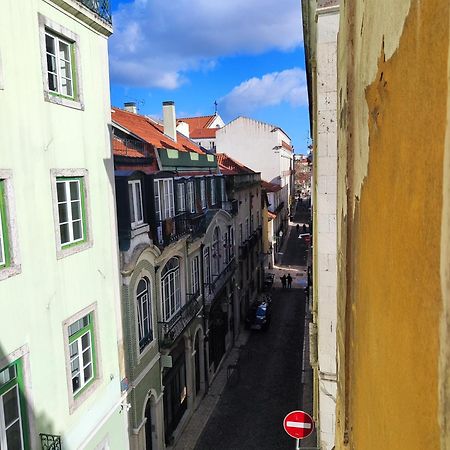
222, 199, 239, 215
154, 214, 189, 246
228, 173, 261, 191
153, 213, 207, 247
239, 241, 249, 260
76, 0, 112, 23
205, 258, 236, 302
158, 294, 203, 348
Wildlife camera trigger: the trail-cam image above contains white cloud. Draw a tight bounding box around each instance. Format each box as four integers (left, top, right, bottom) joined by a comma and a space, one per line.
109, 0, 302, 88
219, 68, 308, 116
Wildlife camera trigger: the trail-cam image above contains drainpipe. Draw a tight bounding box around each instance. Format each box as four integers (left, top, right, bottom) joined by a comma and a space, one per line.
199, 243, 210, 393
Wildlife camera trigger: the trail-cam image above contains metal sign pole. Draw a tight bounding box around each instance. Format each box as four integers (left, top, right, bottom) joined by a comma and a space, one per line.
296, 438, 300, 450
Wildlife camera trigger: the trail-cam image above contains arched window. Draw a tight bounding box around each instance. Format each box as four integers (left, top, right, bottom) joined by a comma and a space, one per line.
212, 227, 221, 275
137, 277, 153, 352
161, 258, 181, 320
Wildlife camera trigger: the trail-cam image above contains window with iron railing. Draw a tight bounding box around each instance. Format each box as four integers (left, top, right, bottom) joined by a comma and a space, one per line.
76, 0, 112, 23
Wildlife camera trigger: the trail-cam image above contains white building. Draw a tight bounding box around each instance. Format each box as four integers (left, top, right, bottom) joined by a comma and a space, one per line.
0, 1, 129, 449
302, 0, 340, 448
215, 117, 294, 213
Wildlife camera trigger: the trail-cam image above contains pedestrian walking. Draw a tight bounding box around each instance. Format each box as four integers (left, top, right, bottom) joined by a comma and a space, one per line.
302, 223, 307, 233
280, 274, 287, 289
287, 274, 293, 288
296, 224, 300, 235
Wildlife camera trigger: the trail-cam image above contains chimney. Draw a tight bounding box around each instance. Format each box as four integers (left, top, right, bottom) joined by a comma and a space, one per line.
163, 101, 177, 142
124, 101, 137, 114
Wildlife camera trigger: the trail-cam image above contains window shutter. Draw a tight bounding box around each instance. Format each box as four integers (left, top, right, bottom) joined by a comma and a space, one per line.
115, 176, 131, 250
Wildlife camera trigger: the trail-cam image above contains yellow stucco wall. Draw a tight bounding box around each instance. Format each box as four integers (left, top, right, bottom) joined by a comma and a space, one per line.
336, 1, 449, 449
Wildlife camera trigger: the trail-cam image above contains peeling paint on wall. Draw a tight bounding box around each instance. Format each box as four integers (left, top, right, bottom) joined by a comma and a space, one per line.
336, 0, 449, 449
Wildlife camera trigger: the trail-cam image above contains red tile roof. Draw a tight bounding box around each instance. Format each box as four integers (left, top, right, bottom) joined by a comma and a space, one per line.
112, 136, 151, 158
190, 128, 218, 139
216, 153, 256, 175
112, 107, 203, 154
178, 115, 215, 131
261, 180, 282, 192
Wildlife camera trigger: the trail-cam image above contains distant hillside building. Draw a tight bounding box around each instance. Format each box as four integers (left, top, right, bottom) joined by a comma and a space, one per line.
294, 154, 312, 196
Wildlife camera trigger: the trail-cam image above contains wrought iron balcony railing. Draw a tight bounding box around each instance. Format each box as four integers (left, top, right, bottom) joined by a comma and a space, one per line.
205, 258, 236, 302
40, 434, 62, 450
76, 0, 112, 24
153, 213, 207, 247
158, 294, 202, 348
221, 199, 239, 215
154, 214, 189, 247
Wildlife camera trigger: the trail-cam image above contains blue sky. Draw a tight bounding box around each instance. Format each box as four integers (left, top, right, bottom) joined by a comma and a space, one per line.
108, 0, 310, 153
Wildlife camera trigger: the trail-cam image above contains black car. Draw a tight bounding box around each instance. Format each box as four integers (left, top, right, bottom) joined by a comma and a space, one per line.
245, 300, 271, 331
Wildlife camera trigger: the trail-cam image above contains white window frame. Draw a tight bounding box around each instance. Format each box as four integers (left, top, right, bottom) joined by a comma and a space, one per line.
38, 14, 84, 110
51, 169, 92, 259
161, 258, 182, 321
56, 178, 84, 246
0, 369, 25, 450
187, 181, 195, 213
154, 179, 175, 221
128, 179, 144, 228
68, 316, 94, 396
203, 246, 211, 287
177, 183, 186, 212
45, 31, 74, 98
191, 255, 200, 295
200, 179, 206, 209
221, 178, 226, 202
63, 303, 100, 414
0, 193, 5, 267
212, 227, 221, 275
136, 277, 153, 353
210, 178, 216, 205
0, 171, 21, 281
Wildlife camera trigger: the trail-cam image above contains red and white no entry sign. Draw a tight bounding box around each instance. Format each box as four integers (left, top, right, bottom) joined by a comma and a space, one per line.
283, 410, 314, 440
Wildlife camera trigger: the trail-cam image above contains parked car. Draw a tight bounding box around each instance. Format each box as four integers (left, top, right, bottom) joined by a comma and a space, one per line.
245, 300, 272, 331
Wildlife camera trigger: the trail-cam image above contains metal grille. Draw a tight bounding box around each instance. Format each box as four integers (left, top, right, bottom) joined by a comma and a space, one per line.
40, 434, 62, 450
76, 0, 112, 24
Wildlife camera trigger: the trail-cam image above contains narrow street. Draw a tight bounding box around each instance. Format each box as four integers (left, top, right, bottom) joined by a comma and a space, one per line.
194, 200, 312, 450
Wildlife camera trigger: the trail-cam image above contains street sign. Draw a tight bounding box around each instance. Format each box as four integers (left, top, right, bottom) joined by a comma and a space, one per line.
283, 410, 314, 440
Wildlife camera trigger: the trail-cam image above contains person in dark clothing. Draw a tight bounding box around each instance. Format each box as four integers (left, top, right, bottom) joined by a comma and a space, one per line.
280, 275, 287, 289
296, 224, 300, 235
287, 274, 293, 288
302, 223, 307, 233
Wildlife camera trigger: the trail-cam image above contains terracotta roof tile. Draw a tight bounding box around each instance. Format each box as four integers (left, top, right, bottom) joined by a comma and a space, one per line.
261, 180, 282, 192
178, 115, 215, 130
190, 128, 218, 139
281, 140, 293, 151
216, 153, 256, 175
112, 107, 203, 154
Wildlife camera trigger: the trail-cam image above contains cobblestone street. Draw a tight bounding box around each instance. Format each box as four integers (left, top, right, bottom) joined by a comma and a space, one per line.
193, 201, 313, 450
